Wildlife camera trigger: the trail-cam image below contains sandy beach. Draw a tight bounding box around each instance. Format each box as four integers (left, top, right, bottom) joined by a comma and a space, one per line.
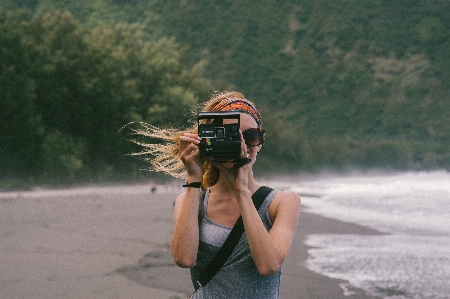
0, 184, 383, 299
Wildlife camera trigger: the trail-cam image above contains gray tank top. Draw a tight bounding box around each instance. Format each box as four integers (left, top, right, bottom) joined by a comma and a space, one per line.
190, 188, 281, 299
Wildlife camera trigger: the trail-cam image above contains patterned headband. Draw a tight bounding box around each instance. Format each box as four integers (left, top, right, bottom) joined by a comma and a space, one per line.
211, 98, 262, 127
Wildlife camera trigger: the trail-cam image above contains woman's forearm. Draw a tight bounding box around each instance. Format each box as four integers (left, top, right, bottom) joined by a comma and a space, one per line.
171, 188, 202, 268
236, 190, 284, 276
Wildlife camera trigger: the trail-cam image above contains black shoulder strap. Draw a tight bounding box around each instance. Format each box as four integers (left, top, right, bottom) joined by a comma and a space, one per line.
195, 186, 273, 290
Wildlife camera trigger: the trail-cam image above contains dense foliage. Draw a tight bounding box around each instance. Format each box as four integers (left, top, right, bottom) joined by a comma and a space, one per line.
0, 8, 211, 188
1, 0, 449, 188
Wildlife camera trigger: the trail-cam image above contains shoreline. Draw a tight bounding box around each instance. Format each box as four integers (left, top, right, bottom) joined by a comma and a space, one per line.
280, 206, 386, 299
1, 185, 384, 298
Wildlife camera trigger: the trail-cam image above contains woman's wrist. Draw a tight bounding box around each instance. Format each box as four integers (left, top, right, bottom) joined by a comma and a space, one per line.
182, 181, 201, 188
186, 175, 202, 183
235, 188, 252, 200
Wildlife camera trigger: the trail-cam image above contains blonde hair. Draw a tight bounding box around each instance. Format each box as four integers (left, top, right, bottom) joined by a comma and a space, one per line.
124, 91, 260, 188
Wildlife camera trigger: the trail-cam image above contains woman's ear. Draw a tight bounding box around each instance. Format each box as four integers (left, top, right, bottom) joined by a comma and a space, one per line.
256, 144, 263, 153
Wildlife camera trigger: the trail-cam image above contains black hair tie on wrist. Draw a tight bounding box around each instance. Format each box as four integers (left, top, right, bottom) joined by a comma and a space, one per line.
233, 158, 251, 169
182, 182, 202, 188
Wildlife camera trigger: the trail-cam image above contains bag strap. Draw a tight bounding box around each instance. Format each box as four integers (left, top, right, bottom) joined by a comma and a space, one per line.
195, 186, 273, 290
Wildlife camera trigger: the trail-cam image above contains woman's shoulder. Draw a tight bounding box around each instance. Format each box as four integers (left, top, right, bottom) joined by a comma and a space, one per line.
175, 188, 208, 200
267, 188, 301, 220
173, 189, 207, 212
272, 188, 301, 203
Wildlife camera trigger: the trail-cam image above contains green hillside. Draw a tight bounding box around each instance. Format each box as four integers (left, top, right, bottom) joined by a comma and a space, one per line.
157, 0, 450, 171
1, 0, 449, 188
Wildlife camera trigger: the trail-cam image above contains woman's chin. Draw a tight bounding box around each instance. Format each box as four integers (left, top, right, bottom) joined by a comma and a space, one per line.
222, 162, 235, 169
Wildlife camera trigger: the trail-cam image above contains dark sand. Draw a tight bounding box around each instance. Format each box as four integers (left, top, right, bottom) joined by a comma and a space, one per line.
0, 185, 384, 298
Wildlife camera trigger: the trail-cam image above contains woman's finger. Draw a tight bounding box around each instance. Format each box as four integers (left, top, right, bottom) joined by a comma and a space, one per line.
239, 130, 248, 158
180, 135, 200, 147
181, 133, 201, 141
180, 143, 199, 158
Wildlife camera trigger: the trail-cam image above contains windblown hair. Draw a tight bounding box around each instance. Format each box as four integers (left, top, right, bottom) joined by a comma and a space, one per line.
122, 91, 260, 188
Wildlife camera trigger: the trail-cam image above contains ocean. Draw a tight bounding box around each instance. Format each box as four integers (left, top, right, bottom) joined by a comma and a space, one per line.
282, 170, 450, 299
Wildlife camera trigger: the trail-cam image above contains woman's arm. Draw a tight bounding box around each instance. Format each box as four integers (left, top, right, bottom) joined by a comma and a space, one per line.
171, 132, 203, 268
215, 132, 302, 276
171, 188, 202, 268
237, 189, 301, 276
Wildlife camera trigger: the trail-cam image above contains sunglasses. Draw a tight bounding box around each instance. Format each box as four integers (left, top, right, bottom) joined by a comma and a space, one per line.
242, 128, 265, 148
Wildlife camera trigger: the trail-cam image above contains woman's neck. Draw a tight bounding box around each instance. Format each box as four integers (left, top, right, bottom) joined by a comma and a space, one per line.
212, 168, 260, 195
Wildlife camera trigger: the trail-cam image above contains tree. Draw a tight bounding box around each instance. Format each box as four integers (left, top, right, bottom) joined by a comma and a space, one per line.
1, 8, 212, 185
0, 10, 42, 178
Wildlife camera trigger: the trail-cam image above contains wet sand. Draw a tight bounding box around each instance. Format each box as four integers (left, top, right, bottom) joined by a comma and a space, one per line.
0, 184, 382, 298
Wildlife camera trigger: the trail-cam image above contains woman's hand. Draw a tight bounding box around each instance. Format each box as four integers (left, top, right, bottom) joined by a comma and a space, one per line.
179, 133, 202, 181
213, 131, 253, 192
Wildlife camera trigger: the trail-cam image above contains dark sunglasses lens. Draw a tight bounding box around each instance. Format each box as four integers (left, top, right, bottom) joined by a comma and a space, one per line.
243, 129, 264, 146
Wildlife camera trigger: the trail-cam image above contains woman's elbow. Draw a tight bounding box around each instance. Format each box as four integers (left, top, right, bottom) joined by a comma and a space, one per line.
171, 237, 198, 268
257, 262, 282, 277
173, 253, 196, 268
174, 259, 196, 268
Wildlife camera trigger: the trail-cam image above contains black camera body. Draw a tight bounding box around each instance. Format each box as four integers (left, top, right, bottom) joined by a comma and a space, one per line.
198, 112, 241, 162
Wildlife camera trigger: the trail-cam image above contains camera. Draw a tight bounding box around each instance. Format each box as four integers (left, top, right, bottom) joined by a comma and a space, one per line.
198, 111, 241, 162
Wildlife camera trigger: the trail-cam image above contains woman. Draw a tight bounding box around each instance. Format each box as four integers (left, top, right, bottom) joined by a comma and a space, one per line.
172, 92, 301, 299
127, 91, 301, 298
